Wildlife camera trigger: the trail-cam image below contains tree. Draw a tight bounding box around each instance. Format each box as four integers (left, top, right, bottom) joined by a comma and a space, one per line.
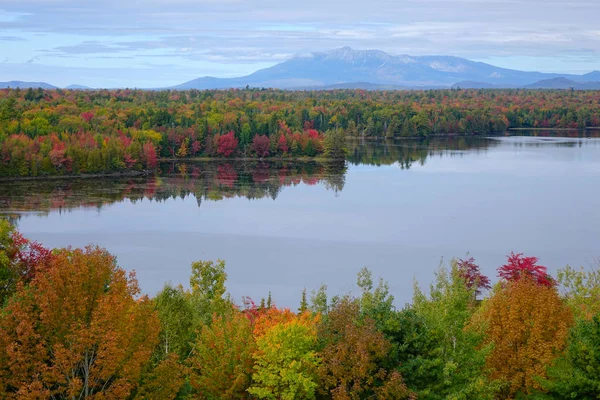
407, 261, 495, 399
277, 134, 289, 154
143, 142, 158, 169
477, 276, 573, 398
323, 129, 347, 159
0, 223, 53, 305
252, 134, 270, 158
544, 313, 600, 398
189, 310, 256, 399
557, 263, 600, 320
498, 252, 555, 287
457, 257, 491, 298
134, 353, 186, 400
217, 131, 238, 157
0, 246, 160, 399
318, 297, 413, 400
154, 284, 195, 360
188, 259, 232, 325
248, 313, 321, 400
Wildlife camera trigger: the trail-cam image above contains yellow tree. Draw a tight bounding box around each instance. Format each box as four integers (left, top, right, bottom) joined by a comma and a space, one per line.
477, 277, 573, 398
248, 311, 322, 400
0, 246, 160, 399
188, 309, 256, 399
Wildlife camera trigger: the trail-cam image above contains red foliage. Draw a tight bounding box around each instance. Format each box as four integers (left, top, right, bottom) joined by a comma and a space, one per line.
277, 135, 289, 154
498, 252, 555, 287
217, 131, 238, 157
306, 129, 320, 139
251, 135, 270, 158
143, 142, 158, 169
457, 257, 491, 295
80, 111, 94, 123
191, 140, 202, 155
8, 232, 53, 282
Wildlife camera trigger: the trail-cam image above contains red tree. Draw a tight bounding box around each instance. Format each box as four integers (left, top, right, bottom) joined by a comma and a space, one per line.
217, 131, 238, 157
457, 257, 491, 295
143, 142, 158, 169
277, 135, 289, 154
498, 252, 555, 287
8, 231, 53, 282
251, 135, 270, 158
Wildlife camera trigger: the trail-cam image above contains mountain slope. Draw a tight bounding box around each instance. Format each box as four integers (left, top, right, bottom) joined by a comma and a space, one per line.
172, 47, 590, 90
0, 81, 57, 89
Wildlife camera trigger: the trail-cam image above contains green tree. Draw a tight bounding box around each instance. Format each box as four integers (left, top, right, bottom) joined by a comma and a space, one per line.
323, 128, 347, 159
402, 261, 495, 399
189, 259, 232, 325
154, 284, 195, 360
557, 263, 600, 320
248, 316, 321, 400
544, 313, 600, 398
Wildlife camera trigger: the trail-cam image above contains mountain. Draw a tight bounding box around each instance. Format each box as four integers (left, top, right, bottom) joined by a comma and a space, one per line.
172, 47, 595, 90
65, 84, 92, 90
0, 81, 57, 89
524, 77, 600, 90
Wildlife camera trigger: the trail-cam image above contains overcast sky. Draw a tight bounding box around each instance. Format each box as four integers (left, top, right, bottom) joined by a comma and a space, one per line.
1, 0, 599, 88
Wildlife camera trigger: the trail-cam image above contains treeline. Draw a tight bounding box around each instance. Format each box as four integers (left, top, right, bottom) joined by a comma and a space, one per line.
1, 87, 600, 176
1, 222, 599, 399
0, 161, 346, 218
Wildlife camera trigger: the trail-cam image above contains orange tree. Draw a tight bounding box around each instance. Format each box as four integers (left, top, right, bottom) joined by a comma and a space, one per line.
476, 255, 573, 398
0, 246, 160, 399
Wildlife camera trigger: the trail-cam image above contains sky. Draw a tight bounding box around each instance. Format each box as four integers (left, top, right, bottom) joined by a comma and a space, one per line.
1, 0, 599, 88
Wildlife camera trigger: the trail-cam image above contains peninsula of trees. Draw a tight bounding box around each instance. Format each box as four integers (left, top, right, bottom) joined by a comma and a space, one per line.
1, 87, 599, 177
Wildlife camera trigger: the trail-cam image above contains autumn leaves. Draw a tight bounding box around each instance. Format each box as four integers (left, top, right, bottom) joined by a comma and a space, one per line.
1, 222, 599, 399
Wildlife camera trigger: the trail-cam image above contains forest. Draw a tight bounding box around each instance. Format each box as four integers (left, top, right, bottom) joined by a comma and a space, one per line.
1, 87, 600, 177
1, 221, 599, 399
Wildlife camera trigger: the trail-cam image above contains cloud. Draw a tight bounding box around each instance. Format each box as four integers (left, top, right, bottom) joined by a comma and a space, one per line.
1, 0, 599, 84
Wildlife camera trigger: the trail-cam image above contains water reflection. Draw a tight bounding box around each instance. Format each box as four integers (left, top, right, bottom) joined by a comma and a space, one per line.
0, 161, 347, 219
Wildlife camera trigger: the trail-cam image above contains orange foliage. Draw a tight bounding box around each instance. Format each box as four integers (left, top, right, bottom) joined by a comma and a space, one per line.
478, 277, 573, 398
0, 246, 160, 399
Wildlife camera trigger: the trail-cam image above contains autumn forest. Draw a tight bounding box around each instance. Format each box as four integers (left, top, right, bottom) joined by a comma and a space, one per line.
1, 88, 600, 177
1, 221, 599, 399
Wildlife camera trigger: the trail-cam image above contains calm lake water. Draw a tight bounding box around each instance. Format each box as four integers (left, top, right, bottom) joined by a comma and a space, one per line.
2, 134, 600, 306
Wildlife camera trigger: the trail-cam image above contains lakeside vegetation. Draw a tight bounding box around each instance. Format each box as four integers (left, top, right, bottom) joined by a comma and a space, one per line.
1, 222, 599, 399
1, 87, 600, 177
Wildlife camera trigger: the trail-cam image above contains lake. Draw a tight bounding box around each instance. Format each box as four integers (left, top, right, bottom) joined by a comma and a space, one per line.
1, 133, 599, 307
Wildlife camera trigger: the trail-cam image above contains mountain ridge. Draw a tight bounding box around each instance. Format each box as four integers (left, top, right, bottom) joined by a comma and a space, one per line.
173, 47, 600, 90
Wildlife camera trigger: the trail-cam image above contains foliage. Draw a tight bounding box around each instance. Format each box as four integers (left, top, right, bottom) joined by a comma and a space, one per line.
248, 312, 322, 400
407, 261, 495, 399
154, 284, 195, 360
543, 314, 600, 399
557, 263, 600, 320
189, 310, 256, 399
0, 246, 160, 399
498, 252, 555, 287
134, 353, 186, 400
0, 221, 53, 305
457, 256, 491, 297
477, 277, 573, 398
252, 134, 271, 157
217, 131, 239, 157
318, 297, 413, 400
189, 259, 232, 325
3, 87, 599, 176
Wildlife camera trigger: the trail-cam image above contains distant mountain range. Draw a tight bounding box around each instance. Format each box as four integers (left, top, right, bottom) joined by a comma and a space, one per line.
2, 47, 600, 90
172, 47, 600, 90
0, 81, 92, 90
